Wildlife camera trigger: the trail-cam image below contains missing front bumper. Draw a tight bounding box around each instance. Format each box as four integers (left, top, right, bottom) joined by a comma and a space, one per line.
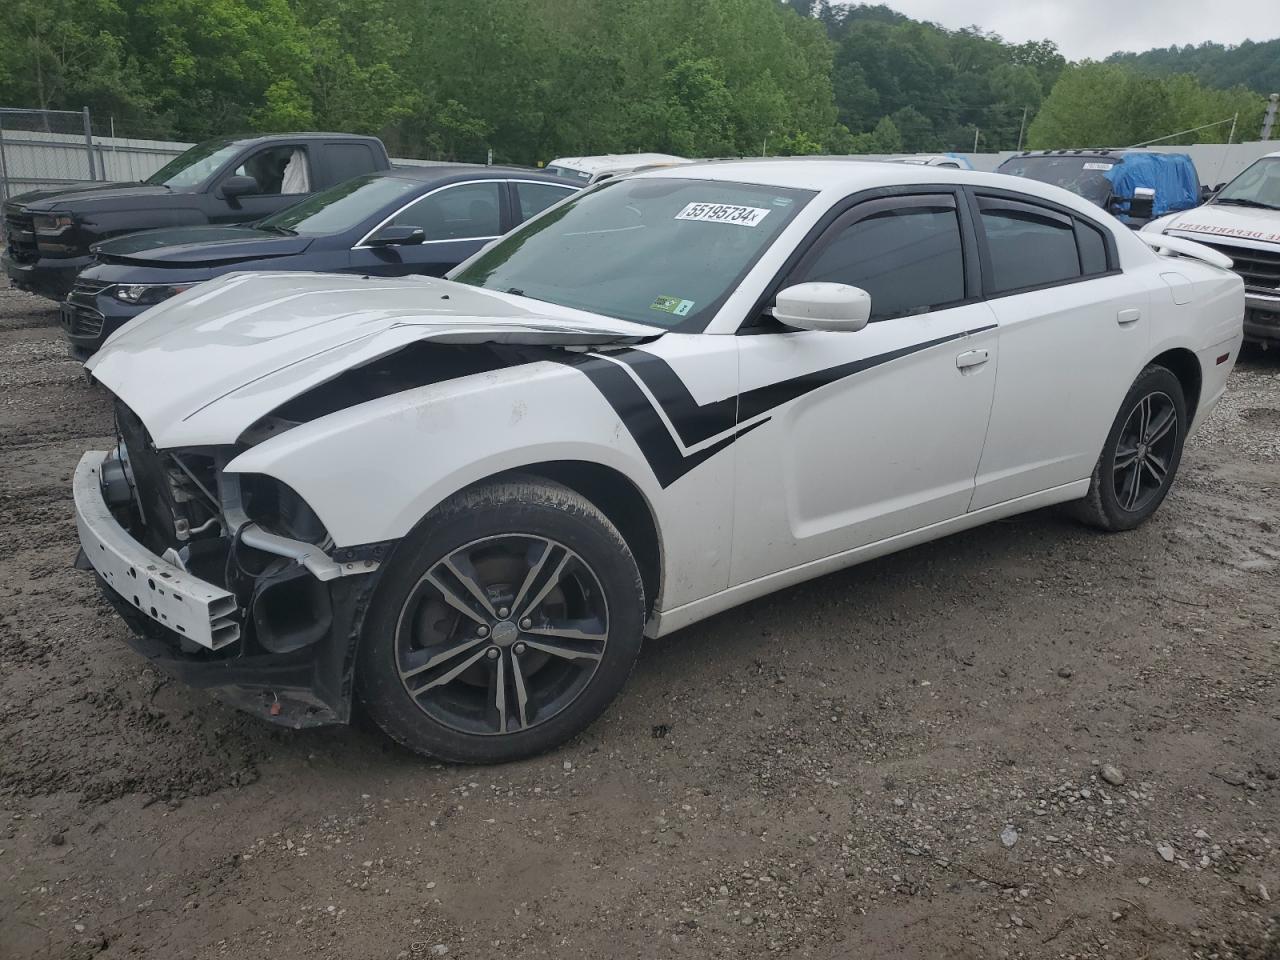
73, 450, 388, 728
74, 451, 241, 649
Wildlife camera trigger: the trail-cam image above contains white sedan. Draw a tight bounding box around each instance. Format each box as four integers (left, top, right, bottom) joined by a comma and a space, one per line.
74, 160, 1244, 762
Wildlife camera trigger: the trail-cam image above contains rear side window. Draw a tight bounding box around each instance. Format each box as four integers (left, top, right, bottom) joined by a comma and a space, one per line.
325, 143, 377, 184
976, 194, 1116, 293
515, 181, 576, 221
793, 199, 966, 321
1075, 220, 1109, 276
978, 197, 1080, 293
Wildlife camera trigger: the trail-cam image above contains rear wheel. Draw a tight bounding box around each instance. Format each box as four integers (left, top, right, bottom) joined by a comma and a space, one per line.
1073, 364, 1188, 531
356, 478, 645, 763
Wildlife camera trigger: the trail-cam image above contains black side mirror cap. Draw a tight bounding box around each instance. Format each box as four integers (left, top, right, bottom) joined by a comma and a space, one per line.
367, 225, 426, 246
220, 175, 260, 202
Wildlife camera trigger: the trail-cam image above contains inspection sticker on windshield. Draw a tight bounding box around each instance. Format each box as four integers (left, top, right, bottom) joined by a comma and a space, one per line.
675, 202, 771, 227
1082, 162, 1114, 171
651, 295, 695, 316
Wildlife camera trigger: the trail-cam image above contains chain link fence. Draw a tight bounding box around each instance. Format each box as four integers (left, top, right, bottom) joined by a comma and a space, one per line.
0, 107, 189, 202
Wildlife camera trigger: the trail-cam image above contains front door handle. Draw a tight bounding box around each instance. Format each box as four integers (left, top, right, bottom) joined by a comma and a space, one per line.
1117, 308, 1141, 325
956, 349, 990, 371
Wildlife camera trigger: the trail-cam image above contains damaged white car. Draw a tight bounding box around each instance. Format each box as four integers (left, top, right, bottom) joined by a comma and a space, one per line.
74, 161, 1244, 762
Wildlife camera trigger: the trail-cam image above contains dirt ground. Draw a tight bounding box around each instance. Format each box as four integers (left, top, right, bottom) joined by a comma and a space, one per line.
0, 285, 1277, 960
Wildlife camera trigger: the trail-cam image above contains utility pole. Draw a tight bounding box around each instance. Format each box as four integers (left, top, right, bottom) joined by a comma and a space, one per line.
1227, 111, 1237, 145
973, 127, 980, 152
1263, 94, 1279, 141
1016, 106, 1029, 152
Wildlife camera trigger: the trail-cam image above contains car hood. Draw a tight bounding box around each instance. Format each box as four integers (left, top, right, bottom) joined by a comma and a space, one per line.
1153, 203, 1280, 252
93, 226, 313, 265
5, 181, 176, 212
86, 271, 662, 448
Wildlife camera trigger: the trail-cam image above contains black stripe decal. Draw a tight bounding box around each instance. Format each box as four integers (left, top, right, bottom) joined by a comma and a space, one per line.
606, 349, 737, 447
554, 353, 768, 487
557, 324, 996, 487
738, 326, 994, 421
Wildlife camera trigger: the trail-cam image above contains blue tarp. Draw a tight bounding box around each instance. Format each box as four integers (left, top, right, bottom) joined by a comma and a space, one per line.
1104, 152, 1199, 218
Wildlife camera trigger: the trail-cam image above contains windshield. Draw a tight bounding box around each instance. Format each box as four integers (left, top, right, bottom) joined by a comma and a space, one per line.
452, 177, 813, 330
1213, 157, 1280, 209
146, 140, 242, 189
257, 174, 421, 235
997, 156, 1116, 206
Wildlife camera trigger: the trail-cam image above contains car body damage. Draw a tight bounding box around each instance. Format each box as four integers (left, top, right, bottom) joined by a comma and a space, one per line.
76, 269, 665, 727
72, 160, 1244, 759
86, 270, 662, 447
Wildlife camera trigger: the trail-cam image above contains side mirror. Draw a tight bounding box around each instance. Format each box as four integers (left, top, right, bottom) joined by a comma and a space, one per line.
367, 225, 426, 247
1129, 186, 1156, 221
220, 175, 260, 201
773, 282, 871, 332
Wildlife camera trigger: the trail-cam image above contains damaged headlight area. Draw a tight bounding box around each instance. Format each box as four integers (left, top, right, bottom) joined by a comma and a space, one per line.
81, 400, 390, 726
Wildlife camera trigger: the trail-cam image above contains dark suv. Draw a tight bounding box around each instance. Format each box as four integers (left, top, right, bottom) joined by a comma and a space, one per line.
3, 133, 390, 300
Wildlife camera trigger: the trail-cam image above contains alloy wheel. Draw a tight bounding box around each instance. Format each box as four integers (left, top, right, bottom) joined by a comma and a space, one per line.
1112, 390, 1179, 513
394, 534, 609, 736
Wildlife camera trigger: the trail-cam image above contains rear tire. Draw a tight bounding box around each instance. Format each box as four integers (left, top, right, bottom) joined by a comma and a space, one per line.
1073, 364, 1188, 532
356, 477, 645, 763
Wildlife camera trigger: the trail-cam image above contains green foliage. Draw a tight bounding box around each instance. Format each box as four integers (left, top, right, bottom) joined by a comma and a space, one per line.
1108, 40, 1280, 96
822, 8, 1065, 152
1028, 62, 1266, 149
0, 0, 1273, 163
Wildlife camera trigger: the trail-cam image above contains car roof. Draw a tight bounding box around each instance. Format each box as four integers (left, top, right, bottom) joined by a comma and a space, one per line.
630, 158, 1112, 217
548, 153, 689, 173
1005, 149, 1184, 159
380, 165, 581, 186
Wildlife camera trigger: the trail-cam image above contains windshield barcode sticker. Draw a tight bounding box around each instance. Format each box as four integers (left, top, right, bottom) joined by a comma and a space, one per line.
675, 202, 771, 227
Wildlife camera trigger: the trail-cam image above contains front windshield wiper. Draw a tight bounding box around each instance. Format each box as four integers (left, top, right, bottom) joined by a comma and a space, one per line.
505, 287, 525, 296
257, 224, 298, 236
1212, 197, 1280, 210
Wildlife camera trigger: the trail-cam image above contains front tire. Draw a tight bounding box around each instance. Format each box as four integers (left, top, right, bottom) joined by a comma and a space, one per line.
356, 477, 645, 763
1073, 364, 1188, 532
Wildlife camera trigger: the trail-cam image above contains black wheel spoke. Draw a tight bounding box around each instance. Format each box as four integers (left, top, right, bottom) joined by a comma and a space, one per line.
1146, 406, 1176, 444
1123, 461, 1142, 509
516, 549, 573, 622
424, 568, 490, 626
521, 636, 605, 663
508, 539, 554, 621
524, 617, 608, 643
440, 552, 499, 619
1143, 452, 1168, 485
407, 646, 491, 697
399, 634, 488, 682
1113, 445, 1139, 472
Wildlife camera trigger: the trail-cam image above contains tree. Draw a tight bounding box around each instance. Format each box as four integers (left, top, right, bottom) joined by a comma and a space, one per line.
1028, 62, 1264, 149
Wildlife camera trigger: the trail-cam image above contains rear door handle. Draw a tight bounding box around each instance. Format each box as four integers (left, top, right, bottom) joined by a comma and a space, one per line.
956, 349, 990, 371
1117, 308, 1141, 325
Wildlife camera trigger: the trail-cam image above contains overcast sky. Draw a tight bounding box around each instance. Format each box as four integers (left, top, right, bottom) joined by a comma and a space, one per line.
872, 0, 1273, 60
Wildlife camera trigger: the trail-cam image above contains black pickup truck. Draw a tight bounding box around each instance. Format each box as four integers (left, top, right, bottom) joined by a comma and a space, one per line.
2, 132, 390, 300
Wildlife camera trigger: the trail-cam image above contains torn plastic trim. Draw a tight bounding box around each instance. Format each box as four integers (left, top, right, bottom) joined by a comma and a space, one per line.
219, 470, 377, 581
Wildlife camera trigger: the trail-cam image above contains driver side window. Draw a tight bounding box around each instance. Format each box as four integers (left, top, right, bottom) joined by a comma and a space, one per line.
789, 197, 966, 321
230, 145, 309, 196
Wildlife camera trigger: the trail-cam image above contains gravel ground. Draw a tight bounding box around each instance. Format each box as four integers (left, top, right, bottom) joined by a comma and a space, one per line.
0, 285, 1277, 960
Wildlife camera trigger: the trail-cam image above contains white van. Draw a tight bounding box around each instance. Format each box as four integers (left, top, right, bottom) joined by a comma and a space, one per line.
543, 153, 691, 184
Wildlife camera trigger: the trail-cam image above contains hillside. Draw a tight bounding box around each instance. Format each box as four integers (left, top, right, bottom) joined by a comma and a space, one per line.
1107, 39, 1280, 95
